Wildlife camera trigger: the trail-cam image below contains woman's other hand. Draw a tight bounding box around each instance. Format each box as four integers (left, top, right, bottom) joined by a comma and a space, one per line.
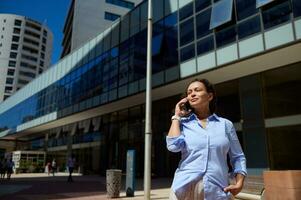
223, 182, 243, 196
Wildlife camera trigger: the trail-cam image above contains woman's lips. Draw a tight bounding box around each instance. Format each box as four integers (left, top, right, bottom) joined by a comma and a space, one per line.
190, 98, 198, 102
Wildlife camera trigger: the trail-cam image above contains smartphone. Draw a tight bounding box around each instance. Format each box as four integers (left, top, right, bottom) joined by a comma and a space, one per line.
181, 101, 192, 113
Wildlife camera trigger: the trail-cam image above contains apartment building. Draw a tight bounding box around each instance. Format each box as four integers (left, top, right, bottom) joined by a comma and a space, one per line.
0, 14, 53, 102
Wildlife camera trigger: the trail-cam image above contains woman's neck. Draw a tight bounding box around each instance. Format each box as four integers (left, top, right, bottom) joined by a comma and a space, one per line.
194, 107, 211, 120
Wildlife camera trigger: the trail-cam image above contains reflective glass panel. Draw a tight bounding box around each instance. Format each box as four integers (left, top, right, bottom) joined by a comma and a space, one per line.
215, 24, 236, 47
267, 125, 301, 170
292, 0, 301, 17
238, 15, 261, 39
130, 8, 140, 36
120, 15, 130, 42
180, 18, 194, 46
153, 0, 164, 22
262, 0, 292, 29
210, 0, 233, 29
180, 43, 195, 62
195, 0, 211, 13
263, 62, 301, 118
236, 0, 258, 21
179, 2, 193, 21
164, 12, 177, 29
197, 35, 214, 55
196, 8, 212, 39
256, 0, 274, 8
164, 27, 179, 68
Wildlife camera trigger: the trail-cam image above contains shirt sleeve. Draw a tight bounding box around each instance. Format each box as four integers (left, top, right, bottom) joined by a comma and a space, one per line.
166, 134, 186, 153
226, 121, 247, 177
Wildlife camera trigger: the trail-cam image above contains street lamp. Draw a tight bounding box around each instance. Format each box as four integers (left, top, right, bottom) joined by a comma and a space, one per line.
144, 0, 152, 199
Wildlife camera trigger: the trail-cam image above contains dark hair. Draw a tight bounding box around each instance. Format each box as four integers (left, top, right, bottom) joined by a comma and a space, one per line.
185, 78, 217, 114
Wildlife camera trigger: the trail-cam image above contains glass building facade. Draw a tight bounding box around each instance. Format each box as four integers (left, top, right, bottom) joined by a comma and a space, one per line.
1, 0, 301, 175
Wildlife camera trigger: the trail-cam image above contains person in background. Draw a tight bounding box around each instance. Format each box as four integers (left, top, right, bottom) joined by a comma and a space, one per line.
51, 159, 57, 176
67, 155, 76, 182
167, 79, 247, 200
0, 159, 6, 179
46, 161, 51, 176
6, 158, 14, 180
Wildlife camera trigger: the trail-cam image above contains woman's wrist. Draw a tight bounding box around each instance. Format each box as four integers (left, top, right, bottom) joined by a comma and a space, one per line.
171, 115, 181, 121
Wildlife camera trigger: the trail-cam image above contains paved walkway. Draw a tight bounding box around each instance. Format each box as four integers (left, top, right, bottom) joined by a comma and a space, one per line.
0, 173, 171, 200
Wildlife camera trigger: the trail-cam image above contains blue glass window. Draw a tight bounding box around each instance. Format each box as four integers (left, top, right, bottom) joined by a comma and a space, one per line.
215, 24, 237, 48
179, 2, 193, 21
104, 12, 120, 21
292, 0, 301, 17
164, 27, 178, 68
180, 43, 195, 62
197, 35, 214, 55
130, 7, 140, 36
152, 34, 163, 56
120, 14, 129, 42
195, 0, 211, 13
256, 0, 274, 8
105, 0, 135, 9
262, 0, 291, 29
210, 0, 234, 29
238, 16, 261, 39
164, 12, 177, 29
236, 0, 258, 21
196, 8, 212, 39
180, 18, 194, 46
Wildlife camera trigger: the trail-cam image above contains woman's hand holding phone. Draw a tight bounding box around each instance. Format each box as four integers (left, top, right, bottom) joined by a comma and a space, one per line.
175, 98, 192, 117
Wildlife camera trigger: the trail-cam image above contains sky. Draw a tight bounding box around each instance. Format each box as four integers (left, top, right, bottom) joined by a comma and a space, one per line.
0, 0, 71, 65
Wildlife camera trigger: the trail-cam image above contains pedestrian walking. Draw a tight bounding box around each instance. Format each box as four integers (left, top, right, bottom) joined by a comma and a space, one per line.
0, 159, 6, 179
167, 79, 247, 200
6, 159, 14, 180
51, 159, 57, 176
67, 155, 76, 182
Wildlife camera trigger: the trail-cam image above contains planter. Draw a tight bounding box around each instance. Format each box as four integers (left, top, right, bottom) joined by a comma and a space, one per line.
263, 170, 301, 200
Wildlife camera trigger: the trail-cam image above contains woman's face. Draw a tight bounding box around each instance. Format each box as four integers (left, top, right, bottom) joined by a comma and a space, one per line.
186, 81, 213, 109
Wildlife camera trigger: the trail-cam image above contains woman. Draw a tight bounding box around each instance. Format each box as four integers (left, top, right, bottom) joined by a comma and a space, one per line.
166, 79, 247, 200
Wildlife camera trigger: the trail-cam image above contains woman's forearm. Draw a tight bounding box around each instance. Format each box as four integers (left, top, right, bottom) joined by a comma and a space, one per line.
235, 173, 245, 187
167, 119, 181, 137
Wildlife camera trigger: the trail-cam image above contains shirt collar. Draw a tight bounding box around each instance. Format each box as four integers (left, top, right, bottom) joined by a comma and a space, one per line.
188, 113, 220, 122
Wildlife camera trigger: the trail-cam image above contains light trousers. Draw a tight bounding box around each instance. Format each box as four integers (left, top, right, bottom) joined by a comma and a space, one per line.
169, 179, 204, 200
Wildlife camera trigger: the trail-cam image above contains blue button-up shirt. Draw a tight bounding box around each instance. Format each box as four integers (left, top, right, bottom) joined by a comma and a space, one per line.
166, 114, 247, 200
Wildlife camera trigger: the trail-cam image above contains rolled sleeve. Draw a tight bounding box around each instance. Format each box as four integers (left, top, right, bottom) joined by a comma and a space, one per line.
166, 135, 186, 152
227, 122, 247, 176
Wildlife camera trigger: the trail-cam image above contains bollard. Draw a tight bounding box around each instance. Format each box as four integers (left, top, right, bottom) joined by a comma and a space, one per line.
106, 169, 122, 198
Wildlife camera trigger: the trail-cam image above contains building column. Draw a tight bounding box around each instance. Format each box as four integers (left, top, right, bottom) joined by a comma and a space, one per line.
239, 75, 269, 175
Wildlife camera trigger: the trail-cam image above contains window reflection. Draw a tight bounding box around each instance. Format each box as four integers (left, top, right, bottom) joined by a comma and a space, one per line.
179, 2, 193, 21
256, 0, 275, 8
267, 125, 301, 170
236, 0, 258, 21
195, 0, 211, 13
180, 18, 194, 46
210, 0, 234, 29
215, 24, 237, 48
197, 35, 214, 56
263, 62, 301, 118
237, 15, 261, 39
262, 0, 292, 29
196, 8, 212, 39
292, 0, 301, 17
180, 43, 195, 62
215, 80, 241, 122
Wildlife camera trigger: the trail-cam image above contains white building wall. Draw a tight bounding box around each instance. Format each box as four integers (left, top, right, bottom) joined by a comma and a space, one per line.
0, 14, 53, 103
70, 0, 143, 51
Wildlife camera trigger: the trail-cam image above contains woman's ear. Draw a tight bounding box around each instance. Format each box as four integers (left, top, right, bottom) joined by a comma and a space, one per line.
208, 93, 213, 101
